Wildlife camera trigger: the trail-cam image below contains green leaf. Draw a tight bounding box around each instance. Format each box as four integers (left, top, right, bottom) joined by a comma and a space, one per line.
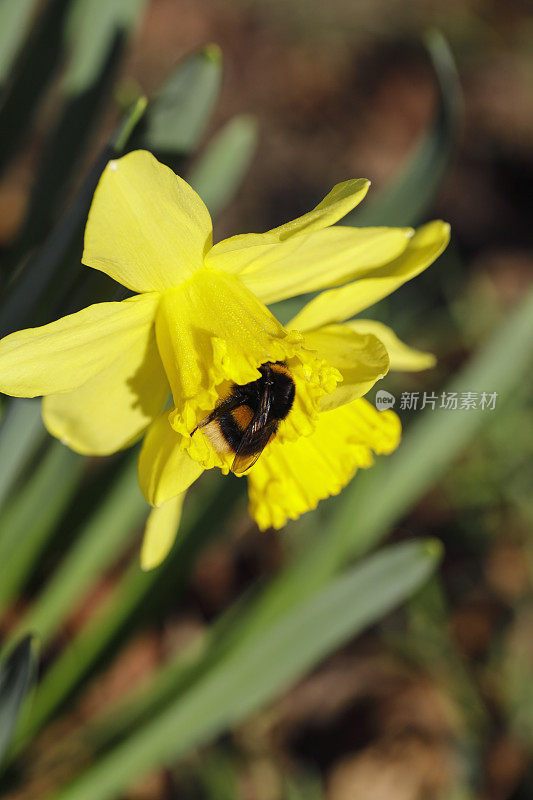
187, 115, 258, 217
0, 0, 40, 85
13, 476, 243, 748
0, 442, 85, 612
135, 44, 223, 156
0, 636, 38, 770
10, 453, 147, 646
48, 541, 439, 800
0, 0, 69, 179
346, 31, 461, 227
86, 587, 253, 752
0, 399, 45, 512
7, 28, 128, 270
0, 96, 148, 338
62, 0, 147, 95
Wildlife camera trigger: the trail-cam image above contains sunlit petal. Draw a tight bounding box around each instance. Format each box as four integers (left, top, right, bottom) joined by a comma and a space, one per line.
0, 293, 159, 397
42, 326, 169, 455
140, 493, 186, 571
346, 320, 436, 371
290, 221, 450, 330
248, 398, 401, 530
206, 179, 371, 275
270, 178, 371, 238
138, 412, 204, 507
206, 226, 413, 304
303, 325, 390, 411
83, 150, 213, 292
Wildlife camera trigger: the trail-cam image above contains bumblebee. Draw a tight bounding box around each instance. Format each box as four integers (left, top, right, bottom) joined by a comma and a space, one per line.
192, 361, 295, 474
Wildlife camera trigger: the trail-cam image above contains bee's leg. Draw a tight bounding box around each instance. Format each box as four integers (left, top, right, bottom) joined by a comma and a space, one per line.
191, 412, 216, 436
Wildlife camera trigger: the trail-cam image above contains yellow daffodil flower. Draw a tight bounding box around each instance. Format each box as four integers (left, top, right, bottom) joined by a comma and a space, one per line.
0, 151, 449, 569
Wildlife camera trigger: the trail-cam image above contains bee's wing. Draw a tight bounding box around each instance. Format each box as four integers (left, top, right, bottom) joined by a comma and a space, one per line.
231, 417, 277, 475
231, 383, 276, 475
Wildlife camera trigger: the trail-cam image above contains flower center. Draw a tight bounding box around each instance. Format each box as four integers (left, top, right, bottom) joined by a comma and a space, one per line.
192, 361, 296, 475
154, 268, 341, 473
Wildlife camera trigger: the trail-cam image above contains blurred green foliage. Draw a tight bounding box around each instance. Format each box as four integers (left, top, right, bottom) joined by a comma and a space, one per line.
0, 636, 38, 769
0, 4, 532, 800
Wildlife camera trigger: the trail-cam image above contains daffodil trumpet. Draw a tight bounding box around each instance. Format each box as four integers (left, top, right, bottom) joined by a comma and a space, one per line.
0, 151, 449, 569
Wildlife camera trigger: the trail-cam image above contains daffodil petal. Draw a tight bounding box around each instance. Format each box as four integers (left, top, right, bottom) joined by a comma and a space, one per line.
346, 320, 436, 371
303, 325, 390, 411
269, 178, 371, 238
140, 493, 185, 571
203, 179, 371, 278
207, 226, 413, 305
155, 268, 340, 472
83, 150, 213, 292
248, 398, 401, 530
290, 221, 450, 330
42, 325, 169, 455
138, 411, 204, 507
0, 293, 159, 398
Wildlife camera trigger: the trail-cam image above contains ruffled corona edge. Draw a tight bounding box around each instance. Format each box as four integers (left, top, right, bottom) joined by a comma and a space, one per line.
155, 268, 341, 473
247, 398, 401, 529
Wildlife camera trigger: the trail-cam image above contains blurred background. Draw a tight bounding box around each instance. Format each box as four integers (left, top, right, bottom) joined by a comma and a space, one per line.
0, 1, 532, 799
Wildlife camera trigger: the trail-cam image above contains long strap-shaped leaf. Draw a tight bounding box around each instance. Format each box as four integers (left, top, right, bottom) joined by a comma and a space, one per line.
9, 453, 146, 646
48, 540, 439, 800
0, 0, 69, 177
187, 115, 258, 218
0, 442, 85, 612
0, 399, 45, 513
0, 0, 40, 84
0, 636, 38, 770
13, 476, 243, 747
